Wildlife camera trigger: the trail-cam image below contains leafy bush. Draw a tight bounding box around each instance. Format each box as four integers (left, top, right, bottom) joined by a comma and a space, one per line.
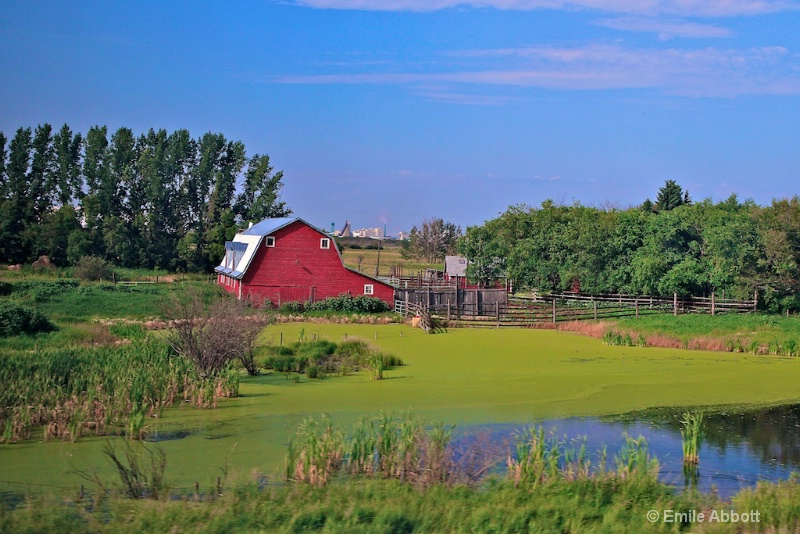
13, 279, 80, 302
0, 302, 57, 337
306, 365, 324, 379
264, 355, 307, 373
305, 295, 391, 314
279, 301, 305, 314
293, 340, 337, 363
74, 255, 114, 281
0, 282, 12, 296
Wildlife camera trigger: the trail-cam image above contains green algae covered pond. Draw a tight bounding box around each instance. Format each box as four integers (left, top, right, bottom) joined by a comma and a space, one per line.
3, 322, 800, 495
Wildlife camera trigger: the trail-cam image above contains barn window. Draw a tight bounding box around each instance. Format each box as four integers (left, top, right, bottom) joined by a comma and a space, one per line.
265, 236, 276, 247
364, 284, 374, 295
320, 238, 330, 249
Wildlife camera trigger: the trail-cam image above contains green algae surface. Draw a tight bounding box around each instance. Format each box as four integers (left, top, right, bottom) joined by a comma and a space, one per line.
3, 322, 800, 493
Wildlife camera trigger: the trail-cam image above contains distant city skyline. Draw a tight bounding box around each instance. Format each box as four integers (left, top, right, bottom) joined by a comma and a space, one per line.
2, 1, 799, 232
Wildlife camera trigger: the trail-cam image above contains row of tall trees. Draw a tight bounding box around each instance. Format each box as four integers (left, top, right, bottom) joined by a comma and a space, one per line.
0, 124, 290, 271
458, 182, 800, 312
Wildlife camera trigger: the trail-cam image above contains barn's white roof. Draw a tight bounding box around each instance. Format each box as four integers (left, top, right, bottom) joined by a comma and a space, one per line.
240, 217, 298, 237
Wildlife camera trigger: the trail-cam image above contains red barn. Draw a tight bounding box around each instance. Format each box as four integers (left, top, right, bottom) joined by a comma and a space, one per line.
215, 217, 395, 306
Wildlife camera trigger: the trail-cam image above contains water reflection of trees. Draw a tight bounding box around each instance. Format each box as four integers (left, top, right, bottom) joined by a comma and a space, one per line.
657, 406, 800, 467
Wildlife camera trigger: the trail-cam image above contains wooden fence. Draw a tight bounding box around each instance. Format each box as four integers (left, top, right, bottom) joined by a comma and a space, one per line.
394, 288, 508, 316
395, 290, 757, 329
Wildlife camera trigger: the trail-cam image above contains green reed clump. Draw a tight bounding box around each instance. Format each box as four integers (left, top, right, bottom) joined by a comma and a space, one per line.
680, 411, 704, 465
0, 340, 240, 443
615, 434, 659, 480
784, 338, 798, 356
726, 337, 746, 352
109, 322, 147, 341
602, 330, 635, 347
507, 426, 568, 488
287, 413, 456, 488
261, 338, 401, 378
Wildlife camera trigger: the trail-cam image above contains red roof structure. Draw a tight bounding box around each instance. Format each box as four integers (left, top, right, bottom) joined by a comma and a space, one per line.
215, 217, 394, 306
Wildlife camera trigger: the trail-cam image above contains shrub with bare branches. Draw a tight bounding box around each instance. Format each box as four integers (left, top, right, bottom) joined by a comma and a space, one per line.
163, 289, 271, 376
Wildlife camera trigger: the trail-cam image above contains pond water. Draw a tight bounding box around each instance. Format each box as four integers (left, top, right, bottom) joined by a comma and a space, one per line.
461, 404, 800, 498
2, 403, 799, 503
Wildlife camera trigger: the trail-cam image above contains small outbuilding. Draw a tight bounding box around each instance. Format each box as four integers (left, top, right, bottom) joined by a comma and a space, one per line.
215, 217, 394, 306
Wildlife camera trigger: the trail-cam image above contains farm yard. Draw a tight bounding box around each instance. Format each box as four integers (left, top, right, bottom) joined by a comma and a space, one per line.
5, 276, 800, 531
0, 273, 800, 531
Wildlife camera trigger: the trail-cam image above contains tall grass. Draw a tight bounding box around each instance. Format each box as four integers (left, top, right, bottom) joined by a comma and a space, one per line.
0, 340, 239, 443
287, 415, 659, 494
287, 413, 458, 488
507, 427, 658, 489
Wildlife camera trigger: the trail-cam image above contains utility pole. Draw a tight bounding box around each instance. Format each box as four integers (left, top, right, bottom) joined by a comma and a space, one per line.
375, 224, 386, 277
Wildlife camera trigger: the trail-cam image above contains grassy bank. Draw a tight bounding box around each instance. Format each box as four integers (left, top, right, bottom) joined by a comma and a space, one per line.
612, 313, 800, 353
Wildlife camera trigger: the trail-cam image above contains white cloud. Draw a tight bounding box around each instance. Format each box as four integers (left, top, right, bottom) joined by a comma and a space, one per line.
275, 44, 800, 97
293, 0, 800, 16
594, 17, 733, 39
414, 88, 525, 104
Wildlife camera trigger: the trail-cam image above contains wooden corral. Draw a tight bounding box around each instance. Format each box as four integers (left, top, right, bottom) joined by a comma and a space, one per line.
394, 287, 508, 316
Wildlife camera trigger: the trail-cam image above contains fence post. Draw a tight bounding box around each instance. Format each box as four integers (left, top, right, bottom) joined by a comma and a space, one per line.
674, 293, 678, 316
754, 289, 758, 312
635, 299, 639, 319
552, 298, 557, 324
447, 302, 451, 321
711, 292, 716, 316
593, 300, 598, 320
496, 301, 500, 329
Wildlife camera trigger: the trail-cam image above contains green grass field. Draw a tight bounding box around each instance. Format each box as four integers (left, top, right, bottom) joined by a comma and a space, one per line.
339, 247, 440, 277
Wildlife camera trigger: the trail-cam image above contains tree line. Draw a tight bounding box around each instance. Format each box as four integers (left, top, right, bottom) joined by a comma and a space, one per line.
0, 124, 290, 271
458, 181, 800, 312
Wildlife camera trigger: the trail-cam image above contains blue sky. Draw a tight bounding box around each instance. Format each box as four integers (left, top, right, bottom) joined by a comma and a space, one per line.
2, 1, 800, 234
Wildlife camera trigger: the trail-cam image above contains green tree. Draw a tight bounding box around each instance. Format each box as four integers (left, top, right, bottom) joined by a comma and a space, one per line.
1, 128, 33, 263
407, 218, 462, 263
457, 225, 505, 288
655, 180, 688, 212
52, 124, 83, 206
234, 153, 291, 224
